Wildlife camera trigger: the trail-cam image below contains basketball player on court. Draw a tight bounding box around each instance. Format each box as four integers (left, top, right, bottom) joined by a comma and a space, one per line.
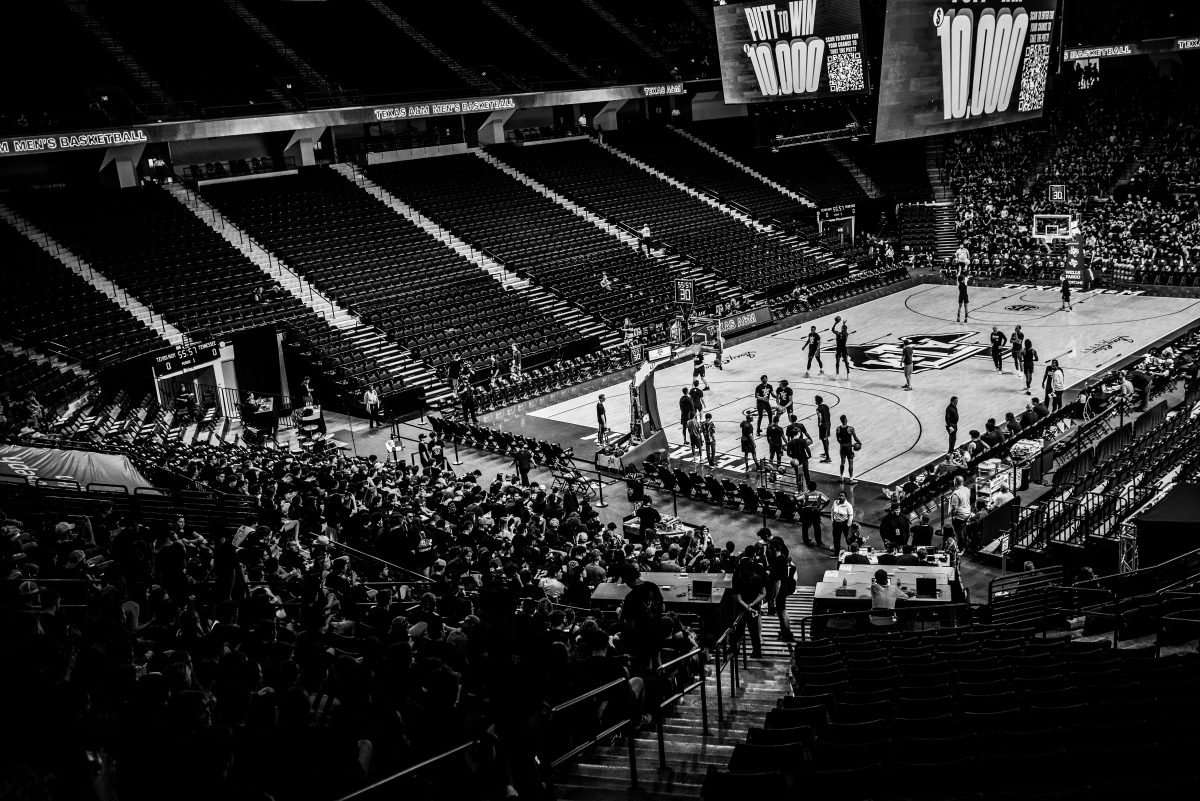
1010, 325, 1025, 373
803, 325, 824, 377
775, 379, 794, 418
955, 266, 971, 322
832, 316, 851, 376
1060, 273, 1073, 311
835, 413, 863, 484
989, 326, 1008, 373
740, 411, 757, 472
754, 375, 774, 436
815, 395, 832, 463
714, 329, 725, 370
693, 348, 710, 390
901, 338, 914, 390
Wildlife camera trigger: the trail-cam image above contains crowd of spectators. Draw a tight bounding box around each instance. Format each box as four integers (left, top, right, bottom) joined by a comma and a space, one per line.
0, 423, 791, 800
943, 69, 1200, 282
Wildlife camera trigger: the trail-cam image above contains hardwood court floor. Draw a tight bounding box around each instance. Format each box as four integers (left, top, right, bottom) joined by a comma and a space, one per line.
527, 284, 1200, 486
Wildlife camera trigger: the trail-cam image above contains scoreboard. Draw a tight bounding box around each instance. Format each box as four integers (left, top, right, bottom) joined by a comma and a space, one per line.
876, 0, 1060, 142
714, 0, 869, 104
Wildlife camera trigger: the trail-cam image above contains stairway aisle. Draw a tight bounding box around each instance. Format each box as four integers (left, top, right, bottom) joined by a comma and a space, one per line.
553, 588, 812, 800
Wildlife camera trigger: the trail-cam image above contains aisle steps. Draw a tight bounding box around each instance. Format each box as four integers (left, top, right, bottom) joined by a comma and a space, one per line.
553, 587, 812, 799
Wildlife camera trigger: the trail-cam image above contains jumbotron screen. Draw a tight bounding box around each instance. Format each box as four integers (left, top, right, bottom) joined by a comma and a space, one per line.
875, 0, 1060, 142
714, 0, 869, 104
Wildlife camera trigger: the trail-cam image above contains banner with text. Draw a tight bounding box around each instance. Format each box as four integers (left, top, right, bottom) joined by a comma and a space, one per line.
1063, 35, 1200, 62
876, 0, 1059, 143
715, 0, 868, 104
0, 444, 152, 490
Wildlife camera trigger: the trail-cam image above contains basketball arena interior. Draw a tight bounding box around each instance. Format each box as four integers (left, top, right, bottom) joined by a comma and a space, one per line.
4, 1, 1200, 799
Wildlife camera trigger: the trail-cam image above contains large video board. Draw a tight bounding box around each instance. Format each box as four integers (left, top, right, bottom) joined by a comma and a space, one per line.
876, 0, 1059, 142
715, 0, 869, 104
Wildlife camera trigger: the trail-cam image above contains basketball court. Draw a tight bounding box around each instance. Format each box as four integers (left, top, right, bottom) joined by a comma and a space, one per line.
519, 284, 1200, 485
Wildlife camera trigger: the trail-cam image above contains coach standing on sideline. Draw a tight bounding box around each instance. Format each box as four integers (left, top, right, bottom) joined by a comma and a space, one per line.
990, 326, 1008, 373
830, 490, 854, 553
945, 396, 959, 453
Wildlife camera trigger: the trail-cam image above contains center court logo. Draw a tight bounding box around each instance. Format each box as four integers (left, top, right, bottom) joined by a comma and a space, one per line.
824, 332, 989, 374
1005, 304, 1040, 311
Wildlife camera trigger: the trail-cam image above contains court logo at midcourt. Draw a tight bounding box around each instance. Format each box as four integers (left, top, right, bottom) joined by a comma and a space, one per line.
827, 332, 989, 374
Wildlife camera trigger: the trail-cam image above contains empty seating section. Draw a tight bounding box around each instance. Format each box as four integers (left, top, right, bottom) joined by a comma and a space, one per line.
366, 154, 700, 327
838, 139, 934, 202
688, 119, 867, 208
0, 1, 145, 133
701, 629, 1200, 800
7, 185, 398, 393
494, 140, 840, 292
495, 0, 664, 84
1, 224, 166, 363
0, 350, 86, 411
398, 4, 579, 91
598, 0, 716, 79
241, 0, 471, 99
88, 0, 295, 111
9, 186, 309, 340
200, 168, 581, 369
609, 127, 814, 224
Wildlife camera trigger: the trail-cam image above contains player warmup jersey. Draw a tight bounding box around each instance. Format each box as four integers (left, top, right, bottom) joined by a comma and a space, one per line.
835, 327, 849, 350
755, 383, 774, 406
805, 331, 821, 351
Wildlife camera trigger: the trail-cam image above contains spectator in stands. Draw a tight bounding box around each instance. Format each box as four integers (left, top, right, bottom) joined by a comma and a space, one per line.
618, 564, 664, 672
639, 224, 652, 257
990, 483, 1015, 510
731, 555, 766, 659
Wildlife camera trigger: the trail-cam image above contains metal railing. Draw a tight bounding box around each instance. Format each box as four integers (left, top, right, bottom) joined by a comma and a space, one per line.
332, 739, 484, 801
542, 678, 640, 792
654, 646, 708, 766
1037, 585, 1122, 647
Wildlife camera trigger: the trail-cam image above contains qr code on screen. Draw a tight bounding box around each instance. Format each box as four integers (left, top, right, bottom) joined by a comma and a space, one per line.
1017, 43, 1049, 112
827, 53, 865, 93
